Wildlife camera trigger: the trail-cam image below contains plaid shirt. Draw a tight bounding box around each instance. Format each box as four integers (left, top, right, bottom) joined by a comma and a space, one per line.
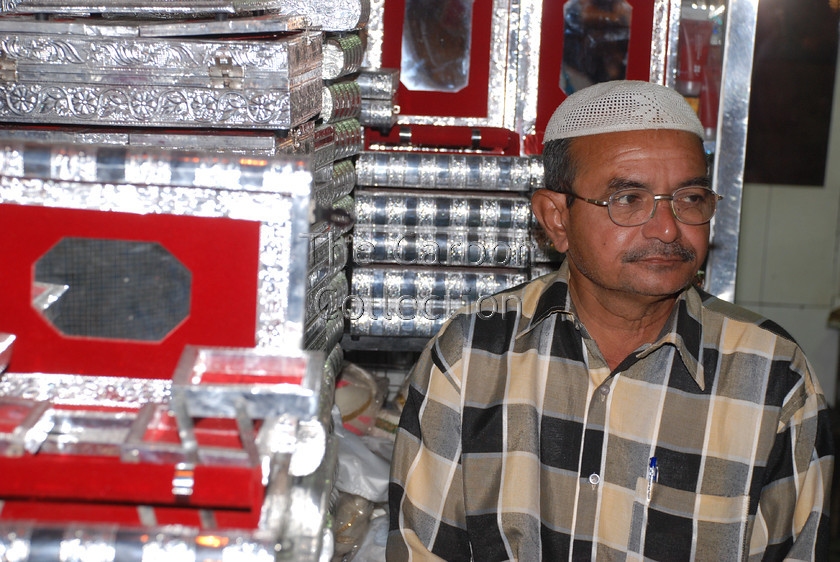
388, 261, 833, 561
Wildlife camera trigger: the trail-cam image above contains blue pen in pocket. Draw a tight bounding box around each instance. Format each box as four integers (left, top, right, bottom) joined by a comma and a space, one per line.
647, 457, 658, 502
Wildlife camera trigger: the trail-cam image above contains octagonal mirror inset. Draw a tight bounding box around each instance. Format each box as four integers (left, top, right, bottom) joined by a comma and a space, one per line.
32, 237, 191, 342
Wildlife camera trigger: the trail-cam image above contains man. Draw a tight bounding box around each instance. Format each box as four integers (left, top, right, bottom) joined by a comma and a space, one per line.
388, 80, 833, 560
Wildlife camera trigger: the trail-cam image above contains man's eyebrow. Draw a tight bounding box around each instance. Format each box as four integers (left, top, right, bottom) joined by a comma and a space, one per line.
606, 177, 645, 191
678, 176, 711, 188
606, 176, 712, 192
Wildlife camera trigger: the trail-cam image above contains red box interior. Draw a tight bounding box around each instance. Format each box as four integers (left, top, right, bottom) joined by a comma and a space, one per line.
0, 204, 262, 380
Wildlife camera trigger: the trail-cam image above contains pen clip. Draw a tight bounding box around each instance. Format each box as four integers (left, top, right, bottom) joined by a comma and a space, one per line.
646, 457, 658, 502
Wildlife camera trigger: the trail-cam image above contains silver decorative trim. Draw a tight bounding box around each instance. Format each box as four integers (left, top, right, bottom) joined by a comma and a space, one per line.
0, 79, 322, 130
359, 98, 397, 129
360, 0, 386, 68
352, 266, 528, 299
0, 333, 13, 373
650, 0, 670, 85
0, 522, 279, 561
0, 373, 171, 407
665, 0, 683, 89
704, 0, 758, 301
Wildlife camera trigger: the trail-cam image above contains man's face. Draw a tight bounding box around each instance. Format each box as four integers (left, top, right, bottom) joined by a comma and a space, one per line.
538, 129, 711, 301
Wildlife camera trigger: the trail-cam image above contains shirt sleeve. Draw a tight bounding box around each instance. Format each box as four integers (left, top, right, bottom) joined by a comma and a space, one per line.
387, 329, 473, 561
749, 350, 834, 561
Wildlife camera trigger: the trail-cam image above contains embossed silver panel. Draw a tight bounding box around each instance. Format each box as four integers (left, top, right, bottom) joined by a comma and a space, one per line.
269, 0, 370, 31
0, 20, 322, 129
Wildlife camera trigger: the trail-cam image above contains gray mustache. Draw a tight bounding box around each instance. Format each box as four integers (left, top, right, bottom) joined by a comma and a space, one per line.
622, 243, 696, 263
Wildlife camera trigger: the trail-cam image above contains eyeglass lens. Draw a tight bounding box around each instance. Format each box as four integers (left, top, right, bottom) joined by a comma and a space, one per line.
609, 187, 717, 226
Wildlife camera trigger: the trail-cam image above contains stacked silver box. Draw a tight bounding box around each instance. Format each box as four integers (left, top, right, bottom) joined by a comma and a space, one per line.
304, 29, 365, 364
351, 152, 544, 339
0, 0, 372, 560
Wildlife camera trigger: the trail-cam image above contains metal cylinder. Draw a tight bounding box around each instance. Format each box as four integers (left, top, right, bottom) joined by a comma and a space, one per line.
322, 34, 364, 80
351, 226, 533, 268
354, 190, 531, 230
356, 68, 400, 100
332, 119, 363, 160
355, 152, 544, 192
321, 81, 362, 124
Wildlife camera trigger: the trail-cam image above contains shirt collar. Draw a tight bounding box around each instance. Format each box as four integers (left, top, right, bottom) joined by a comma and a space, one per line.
517, 260, 705, 390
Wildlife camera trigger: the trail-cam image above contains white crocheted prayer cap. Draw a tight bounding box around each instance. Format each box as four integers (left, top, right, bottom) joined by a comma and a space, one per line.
544, 80, 705, 142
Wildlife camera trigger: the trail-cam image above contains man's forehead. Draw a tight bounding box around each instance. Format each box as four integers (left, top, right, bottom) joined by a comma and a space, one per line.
570, 130, 708, 176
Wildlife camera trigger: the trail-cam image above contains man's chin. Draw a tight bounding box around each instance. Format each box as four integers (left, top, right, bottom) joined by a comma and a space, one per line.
620, 270, 697, 298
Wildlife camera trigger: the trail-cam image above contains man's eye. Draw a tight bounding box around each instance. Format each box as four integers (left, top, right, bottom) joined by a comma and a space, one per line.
677, 189, 709, 205
613, 192, 645, 206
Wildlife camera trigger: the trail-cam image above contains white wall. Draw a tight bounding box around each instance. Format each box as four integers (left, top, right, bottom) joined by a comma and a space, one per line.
734, 55, 840, 405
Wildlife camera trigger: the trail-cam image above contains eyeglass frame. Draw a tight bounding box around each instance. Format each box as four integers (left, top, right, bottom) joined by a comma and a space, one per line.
565, 186, 723, 227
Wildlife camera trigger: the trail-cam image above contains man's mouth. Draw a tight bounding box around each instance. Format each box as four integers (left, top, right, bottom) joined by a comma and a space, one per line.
622, 244, 696, 264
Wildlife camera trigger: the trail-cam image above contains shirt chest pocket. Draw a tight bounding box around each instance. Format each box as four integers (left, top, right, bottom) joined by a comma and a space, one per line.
631, 477, 750, 561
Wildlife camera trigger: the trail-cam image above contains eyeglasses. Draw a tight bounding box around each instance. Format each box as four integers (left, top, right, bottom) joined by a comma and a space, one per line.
567, 186, 723, 227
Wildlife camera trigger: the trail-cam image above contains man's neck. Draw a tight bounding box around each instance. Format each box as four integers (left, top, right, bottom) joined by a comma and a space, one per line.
568, 277, 679, 372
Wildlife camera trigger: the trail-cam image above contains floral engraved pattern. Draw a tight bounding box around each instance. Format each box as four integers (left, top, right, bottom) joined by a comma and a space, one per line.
44, 87, 70, 116
230, 45, 287, 71
129, 90, 158, 120
190, 92, 217, 121
7, 85, 37, 114
219, 92, 248, 122
248, 92, 279, 122
0, 37, 85, 65
0, 84, 315, 127
95, 41, 195, 68
71, 90, 98, 117
158, 91, 188, 119
100, 89, 130, 118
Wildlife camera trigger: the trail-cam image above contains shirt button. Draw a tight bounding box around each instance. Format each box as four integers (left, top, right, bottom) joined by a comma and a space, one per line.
589, 473, 601, 485
599, 386, 610, 396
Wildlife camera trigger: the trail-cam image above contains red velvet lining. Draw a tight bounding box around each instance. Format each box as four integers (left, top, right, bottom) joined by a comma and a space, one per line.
0, 204, 261, 379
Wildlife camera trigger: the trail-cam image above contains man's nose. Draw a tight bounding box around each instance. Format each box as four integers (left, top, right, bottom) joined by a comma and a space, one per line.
641, 198, 680, 242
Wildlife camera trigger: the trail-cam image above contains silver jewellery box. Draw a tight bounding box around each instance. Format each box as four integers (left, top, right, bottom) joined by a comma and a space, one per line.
0, 15, 322, 129
0, 140, 313, 352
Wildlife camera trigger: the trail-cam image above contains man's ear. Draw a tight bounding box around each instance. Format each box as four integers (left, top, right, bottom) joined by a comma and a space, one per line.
531, 188, 570, 253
